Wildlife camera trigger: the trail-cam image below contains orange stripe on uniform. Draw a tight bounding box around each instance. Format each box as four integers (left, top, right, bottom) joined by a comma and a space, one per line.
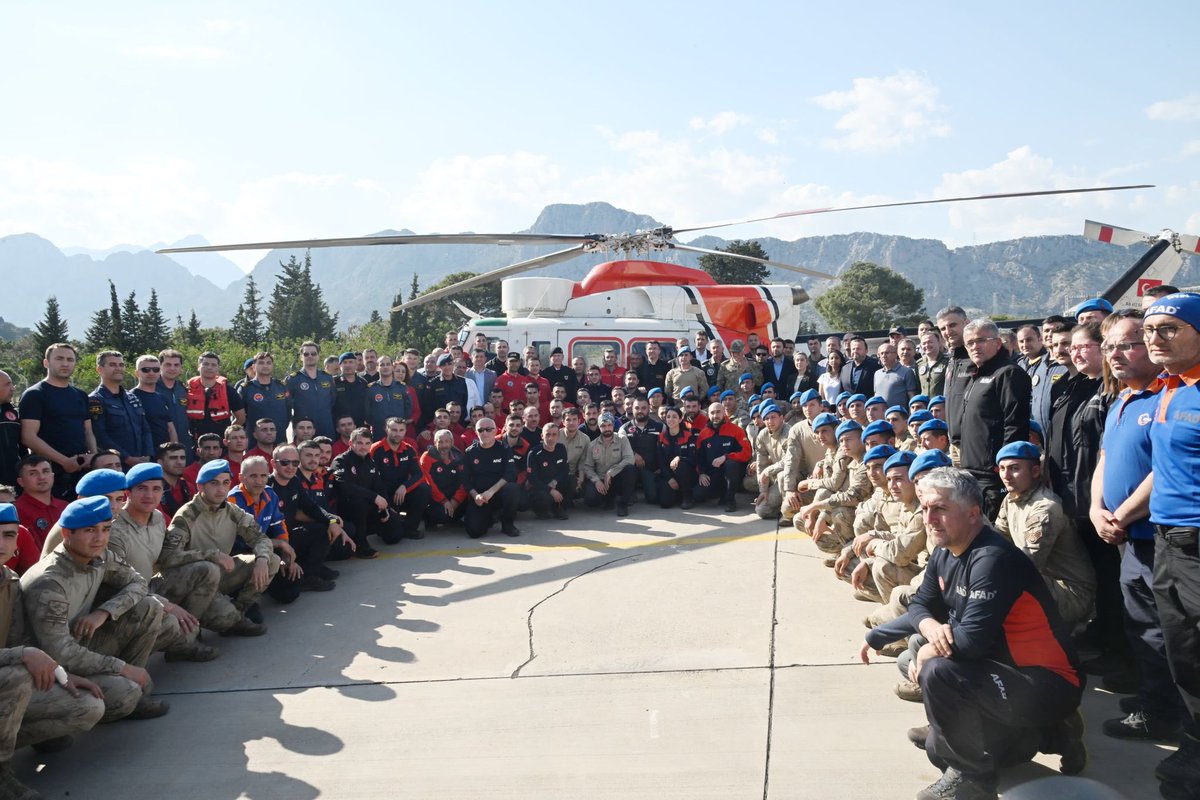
1002, 591, 1079, 687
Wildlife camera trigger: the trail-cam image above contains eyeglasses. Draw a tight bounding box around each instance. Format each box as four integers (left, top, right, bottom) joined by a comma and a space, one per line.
755, 352, 769, 357
1144, 324, 1181, 342
139, 366, 160, 373
477, 426, 496, 432
1101, 341, 1147, 355
275, 459, 300, 466
1069, 343, 1100, 352
963, 337, 998, 349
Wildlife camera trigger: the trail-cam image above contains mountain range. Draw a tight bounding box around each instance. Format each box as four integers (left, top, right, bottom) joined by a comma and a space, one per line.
1, 202, 1186, 334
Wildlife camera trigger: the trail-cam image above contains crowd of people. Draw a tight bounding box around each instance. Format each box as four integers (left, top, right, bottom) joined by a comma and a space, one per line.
1, 282, 1200, 800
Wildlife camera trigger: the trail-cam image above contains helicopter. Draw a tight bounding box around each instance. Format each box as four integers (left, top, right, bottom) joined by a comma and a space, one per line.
159, 185, 1153, 362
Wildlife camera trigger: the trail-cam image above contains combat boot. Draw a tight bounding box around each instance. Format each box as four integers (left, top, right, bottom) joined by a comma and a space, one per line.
165, 641, 221, 662
895, 678, 923, 703
916, 767, 996, 800
1157, 730, 1200, 786
127, 696, 170, 720
221, 618, 267, 637
1041, 707, 1087, 775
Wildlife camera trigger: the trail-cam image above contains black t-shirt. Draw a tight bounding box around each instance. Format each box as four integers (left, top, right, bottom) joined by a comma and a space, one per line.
19, 380, 90, 459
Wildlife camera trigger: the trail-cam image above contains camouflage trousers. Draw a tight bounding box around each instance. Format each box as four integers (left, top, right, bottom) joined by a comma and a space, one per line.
754, 484, 783, 520
86, 595, 163, 721
0, 665, 105, 761
1048, 578, 1095, 627
154, 560, 225, 638
210, 554, 280, 632
871, 559, 922, 605
866, 569, 925, 628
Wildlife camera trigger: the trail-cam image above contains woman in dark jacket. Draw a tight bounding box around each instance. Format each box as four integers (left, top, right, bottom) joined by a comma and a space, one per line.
656, 406, 698, 509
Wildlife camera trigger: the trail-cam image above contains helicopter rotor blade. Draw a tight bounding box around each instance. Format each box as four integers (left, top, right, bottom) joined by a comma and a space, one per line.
158, 232, 598, 255
390, 244, 589, 313
669, 243, 836, 281
672, 184, 1155, 236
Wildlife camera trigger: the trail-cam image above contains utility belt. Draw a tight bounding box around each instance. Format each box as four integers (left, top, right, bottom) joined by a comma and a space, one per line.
1155, 525, 1199, 548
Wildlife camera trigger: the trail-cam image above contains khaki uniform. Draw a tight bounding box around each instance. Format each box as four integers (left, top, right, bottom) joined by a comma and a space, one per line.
560, 429, 590, 482
0, 566, 105, 760
664, 366, 708, 403
160, 495, 281, 631
110, 509, 219, 655
581, 435, 635, 483
753, 423, 791, 519
995, 485, 1096, 624
20, 549, 161, 721
866, 499, 926, 601
779, 420, 829, 520
917, 351, 949, 397
797, 452, 870, 543
717, 357, 762, 393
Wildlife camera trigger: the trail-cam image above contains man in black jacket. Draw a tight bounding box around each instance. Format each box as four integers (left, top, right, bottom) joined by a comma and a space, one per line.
839, 336, 879, 396
462, 418, 520, 538
619, 397, 663, 505
952, 319, 1031, 520
329, 427, 402, 558
525, 423, 570, 520
937, 306, 972, 452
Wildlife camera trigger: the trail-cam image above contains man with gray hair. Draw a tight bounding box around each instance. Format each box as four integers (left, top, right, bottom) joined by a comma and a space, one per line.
862, 467, 1085, 799
953, 319, 1031, 520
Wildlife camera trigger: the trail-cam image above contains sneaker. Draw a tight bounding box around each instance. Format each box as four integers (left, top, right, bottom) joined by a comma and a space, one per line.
916, 768, 996, 800
1156, 732, 1200, 785
895, 678, 923, 703
165, 642, 220, 662
354, 546, 380, 559
1042, 708, 1087, 776
908, 724, 929, 750
1103, 710, 1181, 742
298, 575, 336, 592
318, 566, 340, 580
244, 603, 264, 624
0, 762, 43, 800
502, 523, 521, 537
31, 735, 74, 754
220, 618, 267, 637
879, 639, 908, 658
126, 696, 170, 720
617, 502, 629, 517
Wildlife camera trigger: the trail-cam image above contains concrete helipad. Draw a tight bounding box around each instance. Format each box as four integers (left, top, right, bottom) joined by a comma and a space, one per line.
14, 506, 1169, 798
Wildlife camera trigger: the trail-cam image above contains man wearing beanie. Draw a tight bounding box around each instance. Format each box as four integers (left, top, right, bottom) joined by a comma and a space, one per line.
21, 496, 169, 723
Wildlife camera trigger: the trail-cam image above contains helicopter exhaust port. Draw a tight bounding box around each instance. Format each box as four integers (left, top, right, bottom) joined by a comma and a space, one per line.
790, 287, 810, 305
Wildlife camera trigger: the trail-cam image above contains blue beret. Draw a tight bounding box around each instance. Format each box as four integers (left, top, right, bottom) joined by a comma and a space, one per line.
761, 403, 782, 417
847, 393, 866, 405
749, 394, 762, 404
1028, 419, 1043, 435
77, 469, 126, 497
1075, 297, 1114, 316
885, 405, 909, 418
863, 444, 898, 464
996, 441, 1042, 465
679, 386, 695, 397
243, 358, 255, 371
835, 420, 863, 440
884, 450, 918, 473
647, 387, 663, 397
761, 382, 775, 391
909, 394, 930, 407
748, 403, 761, 417
706, 386, 721, 397
812, 412, 838, 431
929, 395, 945, 407
739, 372, 754, 383
678, 346, 692, 355
196, 459, 231, 485
918, 419, 949, 436
0, 503, 17, 525
835, 391, 851, 404
909, 410, 934, 424
60, 496, 112, 530
789, 391, 804, 401
338, 351, 356, 363
799, 389, 820, 405
909, 449, 953, 480
1146, 292, 1200, 332
126, 462, 164, 489
864, 395, 886, 408
863, 420, 895, 439
720, 389, 736, 399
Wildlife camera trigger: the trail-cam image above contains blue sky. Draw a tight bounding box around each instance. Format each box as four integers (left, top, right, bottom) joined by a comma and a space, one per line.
1, 1, 1196, 269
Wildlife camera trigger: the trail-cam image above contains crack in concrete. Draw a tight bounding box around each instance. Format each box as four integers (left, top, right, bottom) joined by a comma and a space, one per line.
761, 517, 782, 800
509, 554, 639, 679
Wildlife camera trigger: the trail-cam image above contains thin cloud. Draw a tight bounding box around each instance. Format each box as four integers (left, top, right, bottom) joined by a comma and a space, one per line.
689, 111, 751, 135
121, 44, 228, 61
1145, 94, 1200, 121
813, 70, 951, 153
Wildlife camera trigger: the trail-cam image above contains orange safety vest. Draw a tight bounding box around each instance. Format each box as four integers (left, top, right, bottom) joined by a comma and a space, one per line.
186, 376, 231, 422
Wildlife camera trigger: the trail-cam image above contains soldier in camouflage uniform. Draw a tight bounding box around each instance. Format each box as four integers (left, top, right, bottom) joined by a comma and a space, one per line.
849, 451, 926, 602
832, 444, 897, 575
796, 421, 871, 551
751, 405, 791, 519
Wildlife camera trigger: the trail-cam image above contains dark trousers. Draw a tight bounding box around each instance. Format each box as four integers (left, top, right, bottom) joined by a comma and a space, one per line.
344, 501, 405, 546
633, 465, 658, 504
464, 483, 519, 537
657, 466, 696, 508
326, 519, 358, 560
1077, 516, 1129, 656
1153, 526, 1200, 736
697, 459, 746, 504
389, 484, 432, 537
425, 498, 465, 527
969, 470, 1005, 522
921, 657, 1082, 787
1122, 537, 1186, 720
583, 465, 635, 509
526, 481, 573, 517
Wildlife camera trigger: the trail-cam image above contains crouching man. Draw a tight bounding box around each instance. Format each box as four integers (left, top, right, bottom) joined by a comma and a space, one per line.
21, 497, 169, 724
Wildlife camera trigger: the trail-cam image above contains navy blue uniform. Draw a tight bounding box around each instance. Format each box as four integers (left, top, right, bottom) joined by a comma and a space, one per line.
525, 442, 571, 517
462, 441, 519, 537
427, 375, 468, 419
155, 379, 191, 457
88, 385, 154, 461
19, 380, 90, 463
620, 418, 663, 502
240, 379, 291, 441
132, 387, 175, 448
332, 377, 369, 428
364, 381, 414, 437
656, 426, 699, 507
285, 370, 336, 438
370, 439, 430, 537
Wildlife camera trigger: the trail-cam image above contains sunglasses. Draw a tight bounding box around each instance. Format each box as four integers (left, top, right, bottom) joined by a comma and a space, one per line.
140, 366, 160, 373
275, 459, 300, 466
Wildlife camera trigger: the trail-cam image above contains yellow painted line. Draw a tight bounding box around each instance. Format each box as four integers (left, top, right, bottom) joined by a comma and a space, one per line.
374, 529, 810, 560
